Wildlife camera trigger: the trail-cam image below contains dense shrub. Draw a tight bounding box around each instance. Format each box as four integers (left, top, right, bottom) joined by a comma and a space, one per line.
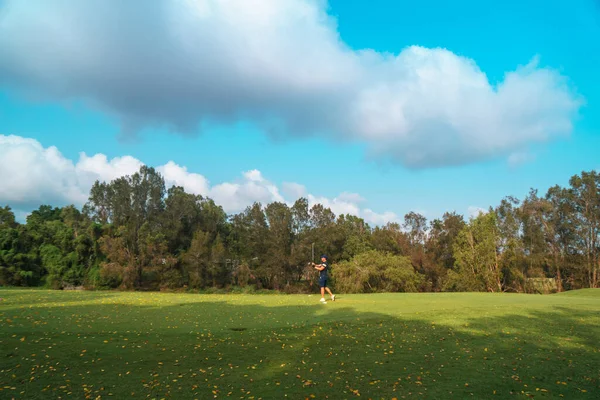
332, 250, 424, 293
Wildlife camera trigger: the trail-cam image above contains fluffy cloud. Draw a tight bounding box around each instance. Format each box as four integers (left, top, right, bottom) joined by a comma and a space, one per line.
0, 135, 396, 224
362, 209, 400, 226
0, 0, 581, 167
77, 153, 143, 187
336, 192, 366, 204
158, 161, 209, 195
281, 182, 307, 199
210, 169, 286, 212
467, 206, 488, 218
0, 135, 88, 208
305, 193, 398, 224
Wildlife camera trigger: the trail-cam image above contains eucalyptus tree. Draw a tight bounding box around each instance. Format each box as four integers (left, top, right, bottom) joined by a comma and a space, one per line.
569, 171, 600, 288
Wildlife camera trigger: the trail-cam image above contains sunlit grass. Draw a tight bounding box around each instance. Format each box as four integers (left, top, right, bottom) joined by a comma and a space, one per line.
1, 288, 599, 398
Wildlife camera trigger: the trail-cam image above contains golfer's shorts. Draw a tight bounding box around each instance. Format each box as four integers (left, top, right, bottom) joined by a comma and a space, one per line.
319, 277, 328, 288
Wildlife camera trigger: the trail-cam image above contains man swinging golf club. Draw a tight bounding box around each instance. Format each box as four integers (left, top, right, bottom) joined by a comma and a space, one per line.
312, 255, 335, 303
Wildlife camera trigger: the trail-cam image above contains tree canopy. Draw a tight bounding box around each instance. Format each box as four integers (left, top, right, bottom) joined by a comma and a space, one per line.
1, 168, 599, 294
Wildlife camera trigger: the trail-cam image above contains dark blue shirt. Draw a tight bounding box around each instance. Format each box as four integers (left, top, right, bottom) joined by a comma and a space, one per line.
319, 262, 329, 278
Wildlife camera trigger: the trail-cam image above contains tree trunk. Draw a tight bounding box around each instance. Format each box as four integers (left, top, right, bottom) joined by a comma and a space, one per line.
555, 253, 563, 292
586, 243, 593, 288
468, 231, 476, 276
495, 251, 502, 292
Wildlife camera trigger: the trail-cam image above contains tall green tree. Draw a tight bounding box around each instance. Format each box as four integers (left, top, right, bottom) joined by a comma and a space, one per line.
83, 181, 113, 224
0, 206, 20, 285
264, 202, 293, 288
495, 196, 527, 291
426, 212, 466, 290
404, 212, 435, 290
229, 203, 269, 286
289, 198, 313, 279
337, 214, 372, 260
307, 204, 339, 262
163, 186, 202, 254
447, 212, 502, 292
182, 230, 212, 288
0, 206, 17, 229
209, 234, 228, 287
544, 185, 578, 290
107, 167, 167, 288
371, 222, 410, 256
569, 171, 600, 288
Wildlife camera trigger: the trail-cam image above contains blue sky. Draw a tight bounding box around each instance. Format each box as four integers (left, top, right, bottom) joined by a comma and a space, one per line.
0, 0, 598, 224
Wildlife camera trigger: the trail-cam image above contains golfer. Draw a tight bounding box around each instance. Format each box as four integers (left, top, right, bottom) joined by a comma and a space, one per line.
313, 255, 335, 303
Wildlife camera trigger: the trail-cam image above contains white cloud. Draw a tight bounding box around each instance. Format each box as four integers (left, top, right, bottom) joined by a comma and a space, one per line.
76, 153, 143, 188
0, 135, 86, 207
282, 182, 307, 199
304, 193, 398, 225
337, 192, 366, 204
158, 161, 209, 195
363, 209, 400, 226
0, 0, 582, 168
0, 135, 398, 224
243, 170, 264, 182
467, 206, 488, 218
307, 194, 361, 217
209, 172, 285, 212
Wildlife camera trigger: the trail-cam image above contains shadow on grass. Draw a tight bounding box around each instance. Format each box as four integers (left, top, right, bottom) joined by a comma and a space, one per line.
0, 292, 599, 399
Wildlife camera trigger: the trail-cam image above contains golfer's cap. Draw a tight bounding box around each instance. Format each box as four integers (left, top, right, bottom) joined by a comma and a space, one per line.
320, 255, 328, 260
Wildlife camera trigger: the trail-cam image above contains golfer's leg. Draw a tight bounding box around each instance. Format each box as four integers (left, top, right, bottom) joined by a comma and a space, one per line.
320, 287, 325, 298
325, 287, 333, 296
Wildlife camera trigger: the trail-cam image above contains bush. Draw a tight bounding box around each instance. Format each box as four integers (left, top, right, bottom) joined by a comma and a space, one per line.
160, 269, 184, 290
84, 266, 102, 289
234, 264, 252, 287
332, 250, 424, 293
98, 262, 123, 288
441, 269, 485, 292
525, 277, 558, 294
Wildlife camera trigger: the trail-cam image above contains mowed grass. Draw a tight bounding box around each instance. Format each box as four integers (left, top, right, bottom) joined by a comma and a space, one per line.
1, 289, 599, 399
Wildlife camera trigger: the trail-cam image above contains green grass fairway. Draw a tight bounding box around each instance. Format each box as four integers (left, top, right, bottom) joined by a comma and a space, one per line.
1, 289, 599, 399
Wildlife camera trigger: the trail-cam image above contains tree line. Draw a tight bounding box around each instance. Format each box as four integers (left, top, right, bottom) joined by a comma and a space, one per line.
0, 166, 598, 293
